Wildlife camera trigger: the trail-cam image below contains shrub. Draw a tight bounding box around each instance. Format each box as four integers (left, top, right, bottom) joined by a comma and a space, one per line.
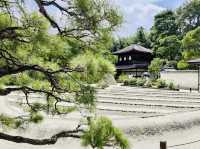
155, 79, 167, 88
168, 82, 176, 90
177, 60, 189, 70
166, 60, 177, 69
124, 80, 129, 86
148, 58, 165, 79
82, 117, 129, 149
98, 81, 109, 89
136, 78, 146, 86
118, 73, 129, 83
144, 80, 152, 88
129, 78, 137, 86
123, 77, 145, 87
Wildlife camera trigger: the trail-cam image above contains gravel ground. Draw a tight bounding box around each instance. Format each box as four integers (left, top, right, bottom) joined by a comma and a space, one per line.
1, 85, 200, 149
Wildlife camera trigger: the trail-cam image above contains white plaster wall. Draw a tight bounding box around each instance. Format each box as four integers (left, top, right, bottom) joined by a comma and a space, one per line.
160, 70, 199, 90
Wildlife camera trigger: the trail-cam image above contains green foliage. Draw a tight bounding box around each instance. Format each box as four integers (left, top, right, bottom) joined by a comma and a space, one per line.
157, 35, 181, 60
122, 77, 175, 90
73, 0, 122, 32
182, 27, 200, 51
0, 13, 13, 30
29, 113, 43, 124
97, 73, 116, 89
148, 58, 165, 79
150, 10, 179, 58
82, 117, 129, 149
177, 60, 189, 70
181, 50, 198, 60
129, 78, 138, 86
176, 0, 200, 34
0, 76, 13, 87
124, 77, 137, 86
133, 27, 151, 48
168, 82, 176, 90
155, 79, 167, 88
166, 60, 178, 69
71, 52, 115, 84
0, 114, 23, 129
0, 1, 127, 148
111, 26, 150, 53
76, 86, 96, 111
144, 80, 153, 88
111, 38, 132, 52
57, 106, 77, 114
31, 103, 47, 112
123, 77, 146, 87
136, 78, 146, 86
118, 73, 129, 83
0, 114, 15, 128
152, 10, 178, 36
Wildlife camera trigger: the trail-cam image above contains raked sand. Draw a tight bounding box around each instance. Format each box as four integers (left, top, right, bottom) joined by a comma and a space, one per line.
1, 85, 200, 149
1, 113, 200, 149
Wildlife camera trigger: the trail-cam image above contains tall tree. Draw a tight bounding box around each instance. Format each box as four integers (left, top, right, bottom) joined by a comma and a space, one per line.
181, 26, 200, 60
111, 27, 151, 53
157, 35, 181, 60
133, 27, 151, 48
0, 0, 129, 148
176, 0, 200, 35
150, 10, 179, 59
151, 10, 178, 37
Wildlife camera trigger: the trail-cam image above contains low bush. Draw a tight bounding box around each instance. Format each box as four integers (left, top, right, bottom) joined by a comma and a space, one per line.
129, 78, 137, 86
118, 74, 129, 83
122, 77, 175, 91
136, 78, 146, 86
124, 80, 129, 86
155, 79, 167, 88
168, 82, 176, 90
177, 60, 189, 70
144, 80, 153, 88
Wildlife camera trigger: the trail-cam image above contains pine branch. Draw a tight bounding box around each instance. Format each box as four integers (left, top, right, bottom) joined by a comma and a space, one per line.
0, 129, 82, 145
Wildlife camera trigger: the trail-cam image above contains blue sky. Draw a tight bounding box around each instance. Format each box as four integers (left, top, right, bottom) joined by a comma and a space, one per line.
113, 0, 187, 38
26, 0, 187, 38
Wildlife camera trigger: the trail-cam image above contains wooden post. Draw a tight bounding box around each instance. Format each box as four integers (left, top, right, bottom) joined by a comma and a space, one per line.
198, 66, 200, 92
160, 141, 167, 149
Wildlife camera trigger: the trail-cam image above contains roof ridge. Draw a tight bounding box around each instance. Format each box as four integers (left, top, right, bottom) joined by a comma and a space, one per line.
113, 44, 152, 55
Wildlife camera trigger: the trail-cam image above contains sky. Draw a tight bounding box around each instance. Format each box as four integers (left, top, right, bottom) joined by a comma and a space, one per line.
26, 0, 187, 38
113, 0, 187, 38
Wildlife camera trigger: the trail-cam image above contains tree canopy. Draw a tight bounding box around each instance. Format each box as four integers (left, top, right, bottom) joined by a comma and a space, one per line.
148, 0, 200, 70
176, 0, 200, 35
0, 0, 129, 148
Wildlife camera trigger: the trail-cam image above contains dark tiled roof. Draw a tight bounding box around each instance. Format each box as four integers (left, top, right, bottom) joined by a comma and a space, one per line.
188, 58, 200, 65
113, 44, 152, 55
116, 64, 149, 70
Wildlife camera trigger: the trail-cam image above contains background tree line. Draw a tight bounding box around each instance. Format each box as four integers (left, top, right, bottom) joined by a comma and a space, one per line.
111, 0, 200, 70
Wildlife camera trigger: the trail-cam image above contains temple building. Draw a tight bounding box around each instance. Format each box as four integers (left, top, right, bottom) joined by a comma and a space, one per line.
113, 44, 153, 78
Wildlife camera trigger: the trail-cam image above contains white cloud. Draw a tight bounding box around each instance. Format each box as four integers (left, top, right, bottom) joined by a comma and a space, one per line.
112, 0, 165, 38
